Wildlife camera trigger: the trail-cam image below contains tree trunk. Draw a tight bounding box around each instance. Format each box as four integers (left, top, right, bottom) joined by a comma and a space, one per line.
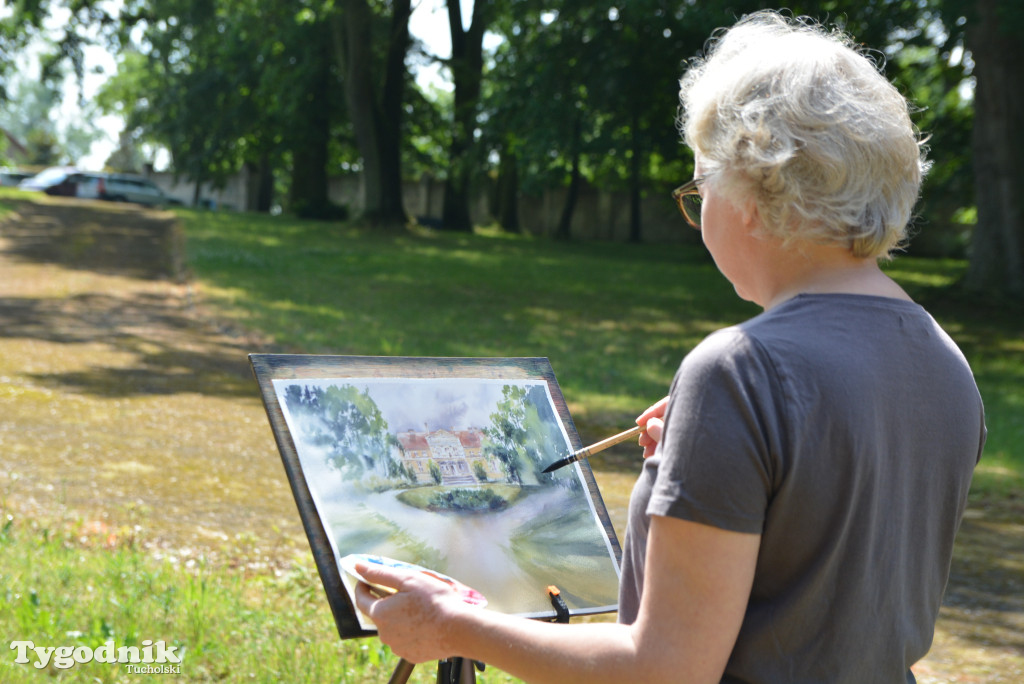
243, 160, 274, 212
628, 112, 643, 243
495, 148, 519, 232
441, 0, 490, 232
377, 0, 412, 226
963, 0, 1024, 297
255, 157, 274, 213
192, 155, 204, 207
334, 0, 410, 227
288, 19, 332, 219
557, 116, 583, 240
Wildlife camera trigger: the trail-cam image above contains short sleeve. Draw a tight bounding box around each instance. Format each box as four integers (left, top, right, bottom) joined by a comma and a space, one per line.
648, 328, 785, 534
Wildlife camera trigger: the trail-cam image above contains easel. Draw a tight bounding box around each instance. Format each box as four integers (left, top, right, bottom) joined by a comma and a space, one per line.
385, 586, 570, 683
388, 657, 480, 683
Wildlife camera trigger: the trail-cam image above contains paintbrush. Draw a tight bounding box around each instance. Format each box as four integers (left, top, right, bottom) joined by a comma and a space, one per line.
542, 425, 643, 473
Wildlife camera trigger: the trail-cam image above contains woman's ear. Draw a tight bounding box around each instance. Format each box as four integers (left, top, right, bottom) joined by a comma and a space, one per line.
740, 197, 764, 234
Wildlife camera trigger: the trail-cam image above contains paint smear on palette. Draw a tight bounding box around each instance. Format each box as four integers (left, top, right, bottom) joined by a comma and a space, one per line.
340, 553, 488, 608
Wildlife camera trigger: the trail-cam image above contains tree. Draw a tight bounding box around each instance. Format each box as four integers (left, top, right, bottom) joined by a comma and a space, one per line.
100, 1, 349, 215
601, 1, 712, 242
0, 76, 63, 164
487, 1, 605, 238
25, 0, 419, 223
440, 0, 493, 232
103, 130, 147, 173
102, 2, 274, 204
333, 0, 412, 227
486, 0, 736, 241
288, 10, 336, 219
0, 7, 106, 166
950, 0, 1024, 296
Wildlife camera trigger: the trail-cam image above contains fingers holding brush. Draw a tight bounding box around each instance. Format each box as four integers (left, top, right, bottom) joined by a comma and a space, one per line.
637, 396, 669, 458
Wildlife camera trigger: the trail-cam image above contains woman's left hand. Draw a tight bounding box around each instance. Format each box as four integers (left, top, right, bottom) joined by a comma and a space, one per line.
353, 562, 470, 664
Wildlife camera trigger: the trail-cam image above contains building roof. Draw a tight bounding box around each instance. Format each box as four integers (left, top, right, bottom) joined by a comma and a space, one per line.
396, 428, 484, 454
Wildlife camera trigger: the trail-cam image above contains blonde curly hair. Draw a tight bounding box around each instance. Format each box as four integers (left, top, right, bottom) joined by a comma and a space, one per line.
679, 10, 930, 258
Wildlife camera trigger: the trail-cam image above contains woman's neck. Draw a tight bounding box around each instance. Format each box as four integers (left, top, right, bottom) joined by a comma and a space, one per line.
758, 242, 912, 310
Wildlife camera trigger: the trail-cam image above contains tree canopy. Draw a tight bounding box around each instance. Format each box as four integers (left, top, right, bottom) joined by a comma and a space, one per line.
2, 0, 1022, 296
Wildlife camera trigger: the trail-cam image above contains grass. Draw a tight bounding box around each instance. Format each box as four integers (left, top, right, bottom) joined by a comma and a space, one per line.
2, 194, 1021, 681
179, 207, 1024, 495
179, 208, 758, 431
0, 512, 510, 683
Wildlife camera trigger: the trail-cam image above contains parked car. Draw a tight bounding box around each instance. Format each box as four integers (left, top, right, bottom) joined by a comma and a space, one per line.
17, 166, 81, 195
97, 173, 183, 206
18, 167, 182, 206
0, 168, 33, 187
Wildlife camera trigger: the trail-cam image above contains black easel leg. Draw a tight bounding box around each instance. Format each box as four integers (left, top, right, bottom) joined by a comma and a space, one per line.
435, 659, 452, 683
434, 658, 477, 684
389, 656, 479, 684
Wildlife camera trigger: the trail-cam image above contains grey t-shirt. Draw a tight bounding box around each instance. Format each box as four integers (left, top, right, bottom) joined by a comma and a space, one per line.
618, 294, 985, 683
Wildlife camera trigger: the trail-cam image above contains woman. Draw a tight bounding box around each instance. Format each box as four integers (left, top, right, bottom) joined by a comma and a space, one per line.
355, 11, 985, 683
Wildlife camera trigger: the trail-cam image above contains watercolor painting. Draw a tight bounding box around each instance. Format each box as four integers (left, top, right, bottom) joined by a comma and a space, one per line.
271, 375, 620, 630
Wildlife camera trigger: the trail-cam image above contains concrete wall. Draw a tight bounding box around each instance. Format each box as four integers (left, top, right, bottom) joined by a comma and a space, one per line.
149, 169, 696, 244
393, 175, 693, 243
149, 170, 250, 211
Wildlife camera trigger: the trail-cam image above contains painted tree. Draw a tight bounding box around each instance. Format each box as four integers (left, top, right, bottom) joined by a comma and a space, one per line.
484, 383, 576, 486
484, 384, 529, 484
522, 384, 580, 489
283, 384, 404, 482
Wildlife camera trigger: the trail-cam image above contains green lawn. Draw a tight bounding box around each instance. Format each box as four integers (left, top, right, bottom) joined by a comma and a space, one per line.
0, 518, 461, 683
180, 208, 1023, 497
180, 210, 755, 429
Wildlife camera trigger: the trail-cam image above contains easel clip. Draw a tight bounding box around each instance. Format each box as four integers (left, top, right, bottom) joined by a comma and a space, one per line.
547, 585, 570, 624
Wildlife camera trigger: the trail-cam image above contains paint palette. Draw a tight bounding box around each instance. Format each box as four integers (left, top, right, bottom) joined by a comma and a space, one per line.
340, 554, 488, 608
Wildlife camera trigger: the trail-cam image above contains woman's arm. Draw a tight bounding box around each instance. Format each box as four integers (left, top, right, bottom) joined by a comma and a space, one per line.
355, 514, 760, 684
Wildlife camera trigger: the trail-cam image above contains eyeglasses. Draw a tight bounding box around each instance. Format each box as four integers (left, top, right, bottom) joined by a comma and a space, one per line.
671, 176, 705, 228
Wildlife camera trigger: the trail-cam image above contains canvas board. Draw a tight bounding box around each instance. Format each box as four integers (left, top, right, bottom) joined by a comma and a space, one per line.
250, 355, 622, 639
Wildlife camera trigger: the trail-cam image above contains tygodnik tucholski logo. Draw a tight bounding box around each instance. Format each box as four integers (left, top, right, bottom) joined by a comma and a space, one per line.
10, 639, 183, 674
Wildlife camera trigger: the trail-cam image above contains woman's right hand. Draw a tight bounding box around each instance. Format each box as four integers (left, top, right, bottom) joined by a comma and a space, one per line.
636, 396, 669, 458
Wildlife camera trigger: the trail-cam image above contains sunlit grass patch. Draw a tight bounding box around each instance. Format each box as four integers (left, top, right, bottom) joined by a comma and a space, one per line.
0, 512, 520, 683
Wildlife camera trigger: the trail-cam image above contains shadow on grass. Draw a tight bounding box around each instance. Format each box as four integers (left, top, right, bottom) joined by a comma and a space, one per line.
0, 291, 256, 397
935, 512, 1024, 669
0, 199, 263, 398
0, 197, 180, 280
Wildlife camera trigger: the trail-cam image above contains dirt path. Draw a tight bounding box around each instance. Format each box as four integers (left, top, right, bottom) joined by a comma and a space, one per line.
1, 198, 1021, 680
0, 197, 304, 566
